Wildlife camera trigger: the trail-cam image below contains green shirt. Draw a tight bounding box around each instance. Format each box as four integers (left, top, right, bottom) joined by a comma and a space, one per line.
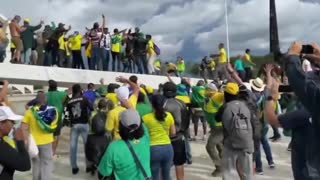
191, 85, 205, 107
136, 103, 153, 117
20, 24, 42, 50
234, 59, 244, 71
46, 91, 67, 121
98, 124, 151, 180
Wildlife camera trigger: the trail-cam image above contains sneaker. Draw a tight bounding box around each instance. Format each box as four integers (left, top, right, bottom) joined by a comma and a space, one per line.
256, 169, 264, 175
72, 168, 79, 175
271, 136, 281, 142
269, 163, 275, 169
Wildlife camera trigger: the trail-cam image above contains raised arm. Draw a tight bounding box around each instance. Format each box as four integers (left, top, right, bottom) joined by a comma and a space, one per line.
285, 42, 320, 120
226, 62, 243, 85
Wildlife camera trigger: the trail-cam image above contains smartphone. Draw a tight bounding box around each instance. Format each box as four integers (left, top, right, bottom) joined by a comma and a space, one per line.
301, 45, 314, 54
278, 85, 292, 93
0, 81, 4, 85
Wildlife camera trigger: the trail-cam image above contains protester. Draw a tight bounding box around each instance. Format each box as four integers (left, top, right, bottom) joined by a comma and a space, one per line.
190, 80, 206, 140
21, 18, 43, 65
88, 15, 105, 70
284, 41, 320, 178
132, 27, 147, 74
164, 62, 177, 77
100, 28, 111, 71
162, 82, 190, 180
98, 109, 152, 180
9, 15, 26, 63
106, 76, 140, 140
146, 34, 156, 74
85, 98, 114, 175
111, 28, 123, 71
234, 55, 245, 81
46, 80, 67, 158
83, 83, 100, 105
263, 63, 313, 180
203, 83, 224, 176
142, 95, 176, 180
213, 43, 227, 80
243, 49, 255, 82
0, 20, 9, 62
176, 56, 185, 77
21, 91, 58, 180
0, 106, 31, 180
66, 84, 93, 174
69, 31, 85, 69
216, 82, 254, 180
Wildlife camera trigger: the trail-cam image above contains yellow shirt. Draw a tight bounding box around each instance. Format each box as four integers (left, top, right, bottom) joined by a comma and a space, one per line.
58, 35, 65, 50
219, 48, 227, 63
106, 93, 118, 107
22, 109, 54, 145
176, 60, 185, 72
147, 40, 155, 55
70, 34, 82, 50
106, 94, 138, 140
142, 112, 174, 146
111, 34, 122, 53
64, 41, 71, 56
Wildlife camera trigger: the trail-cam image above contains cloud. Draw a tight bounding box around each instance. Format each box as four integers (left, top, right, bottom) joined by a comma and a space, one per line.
2, 0, 320, 61
195, 0, 320, 56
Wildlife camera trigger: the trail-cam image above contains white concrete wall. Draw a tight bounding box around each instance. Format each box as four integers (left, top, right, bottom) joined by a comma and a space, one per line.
0, 64, 205, 89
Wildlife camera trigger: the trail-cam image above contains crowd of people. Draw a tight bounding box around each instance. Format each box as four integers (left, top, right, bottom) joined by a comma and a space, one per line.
0, 15, 192, 76
0, 41, 320, 180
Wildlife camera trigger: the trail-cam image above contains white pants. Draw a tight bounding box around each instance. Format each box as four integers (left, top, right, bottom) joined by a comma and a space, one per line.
222, 146, 253, 180
147, 53, 157, 74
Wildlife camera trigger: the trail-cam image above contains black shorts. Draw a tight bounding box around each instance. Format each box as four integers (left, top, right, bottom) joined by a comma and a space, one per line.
172, 138, 187, 166
191, 108, 205, 123
53, 120, 63, 137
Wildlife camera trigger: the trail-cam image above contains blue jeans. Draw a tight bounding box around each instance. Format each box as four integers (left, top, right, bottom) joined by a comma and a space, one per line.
255, 134, 274, 171
102, 49, 110, 71
90, 45, 101, 70
150, 144, 173, 180
70, 123, 89, 169
22, 48, 31, 64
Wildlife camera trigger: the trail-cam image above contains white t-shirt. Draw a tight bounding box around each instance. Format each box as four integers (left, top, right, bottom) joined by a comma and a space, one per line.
100, 33, 111, 50
302, 59, 312, 72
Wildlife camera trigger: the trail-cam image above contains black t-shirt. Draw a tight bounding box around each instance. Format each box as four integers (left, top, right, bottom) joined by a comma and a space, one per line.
67, 96, 93, 124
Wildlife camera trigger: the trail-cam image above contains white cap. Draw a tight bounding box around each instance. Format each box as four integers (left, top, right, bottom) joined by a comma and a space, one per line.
0, 106, 22, 122
115, 86, 130, 102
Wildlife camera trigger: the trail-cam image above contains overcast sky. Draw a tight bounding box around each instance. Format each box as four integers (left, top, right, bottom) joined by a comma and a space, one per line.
1, 0, 320, 61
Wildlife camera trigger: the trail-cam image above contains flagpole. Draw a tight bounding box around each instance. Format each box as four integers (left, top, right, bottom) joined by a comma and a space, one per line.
225, 0, 230, 62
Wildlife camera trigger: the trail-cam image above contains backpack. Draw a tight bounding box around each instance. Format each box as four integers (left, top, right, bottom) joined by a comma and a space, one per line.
222, 100, 253, 151
91, 111, 107, 135
153, 43, 160, 56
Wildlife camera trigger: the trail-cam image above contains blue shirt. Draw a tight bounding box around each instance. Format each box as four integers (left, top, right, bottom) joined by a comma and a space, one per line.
83, 90, 98, 104
234, 59, 244, 71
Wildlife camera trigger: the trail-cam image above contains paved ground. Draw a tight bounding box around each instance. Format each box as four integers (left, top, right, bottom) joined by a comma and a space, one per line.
15, 126, 293, 180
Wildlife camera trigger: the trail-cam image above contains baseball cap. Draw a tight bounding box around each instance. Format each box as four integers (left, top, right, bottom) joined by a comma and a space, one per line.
120, 109, 141, 130
115, 86, 130, 102
224, 82, 239, 95
24, 18, 30, 23
0, 106, 22, 122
